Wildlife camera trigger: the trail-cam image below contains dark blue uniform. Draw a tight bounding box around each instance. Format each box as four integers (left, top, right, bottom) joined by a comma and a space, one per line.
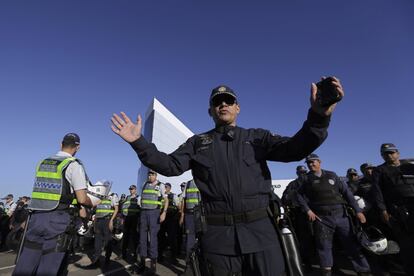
130, 109, 329, 275
372, 162, 414, 274
297, 170, 370, 273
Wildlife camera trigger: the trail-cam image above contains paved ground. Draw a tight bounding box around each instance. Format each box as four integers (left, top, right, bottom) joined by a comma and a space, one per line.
0, 248, 407, 276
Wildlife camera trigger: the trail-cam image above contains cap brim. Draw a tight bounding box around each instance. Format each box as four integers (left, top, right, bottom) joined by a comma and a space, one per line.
210, 92, 237, 102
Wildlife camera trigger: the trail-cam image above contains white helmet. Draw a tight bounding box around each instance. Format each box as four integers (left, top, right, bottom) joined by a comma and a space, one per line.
77, 220, 93, 236
113, 232, 123, 241
87, 180, 112, 206
354, 196, 366, 210
357, 226, 388, 254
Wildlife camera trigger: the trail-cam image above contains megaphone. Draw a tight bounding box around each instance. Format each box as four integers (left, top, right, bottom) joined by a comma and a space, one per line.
87, 180, 112, 206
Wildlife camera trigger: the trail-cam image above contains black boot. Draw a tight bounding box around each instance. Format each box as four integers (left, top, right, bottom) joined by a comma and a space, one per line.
320, 268, 332, 276
149, 258, 157, 275
133, 257, 146, 274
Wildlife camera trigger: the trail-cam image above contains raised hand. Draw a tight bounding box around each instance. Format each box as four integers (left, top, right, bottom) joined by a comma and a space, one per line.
310, 76, 344, 117
111, 112, 142, 143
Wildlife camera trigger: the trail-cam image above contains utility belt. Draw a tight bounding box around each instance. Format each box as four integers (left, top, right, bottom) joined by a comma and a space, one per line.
185, 209, 195, 214
314, 207, 344, 216
205, 208, 268, 226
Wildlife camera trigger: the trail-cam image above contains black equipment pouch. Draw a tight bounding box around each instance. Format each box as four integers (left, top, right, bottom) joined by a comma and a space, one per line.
390, 204, 414, 233
193, 204, 207, 235
268, 193, 304, 276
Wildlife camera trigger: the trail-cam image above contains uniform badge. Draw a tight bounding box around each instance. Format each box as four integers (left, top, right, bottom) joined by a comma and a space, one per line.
328, 179, 335, 185
218, 86, 226, 92
199, 134, 213, 145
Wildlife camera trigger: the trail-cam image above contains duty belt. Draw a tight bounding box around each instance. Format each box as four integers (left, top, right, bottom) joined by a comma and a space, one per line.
205, 208, 268, 226
315, 208, 343, 216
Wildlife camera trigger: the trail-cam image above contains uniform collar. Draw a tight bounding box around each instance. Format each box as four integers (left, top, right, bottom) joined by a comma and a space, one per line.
56, 151, 73, 157
214, 125, 237, 134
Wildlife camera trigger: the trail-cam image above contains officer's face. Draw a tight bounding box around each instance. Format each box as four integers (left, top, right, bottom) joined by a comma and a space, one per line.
306, 160, 321, 172
166, 186, 171, 193
129, 187, 136, 195
348, 174, 358, 182
148, 172, 157, 183
363, 168, 373, 177
381, 151, 400, 165
209, 95, 240, 126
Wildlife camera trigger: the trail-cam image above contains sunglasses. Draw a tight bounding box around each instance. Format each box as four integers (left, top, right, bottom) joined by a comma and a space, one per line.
129, 188, 135, 190
211, 94, 237, 107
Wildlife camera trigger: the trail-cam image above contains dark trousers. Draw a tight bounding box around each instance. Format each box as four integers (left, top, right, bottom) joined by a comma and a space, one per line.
389, 215, 414, 274
93, 217, 113, 261
13, 211, 70, 276
139, 209, 160, 259
203, 245, 286, 276
184, 213, 196, 260
313, 213, 370, 272
122, 215, 139, 259
158, 210, 179, 259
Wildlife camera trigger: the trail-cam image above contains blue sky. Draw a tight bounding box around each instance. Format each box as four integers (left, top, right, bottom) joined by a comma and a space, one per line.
0, 1, 413, 199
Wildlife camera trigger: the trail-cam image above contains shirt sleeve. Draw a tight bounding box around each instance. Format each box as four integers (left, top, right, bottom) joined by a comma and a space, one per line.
262, 109, 330, 162
296, 183, 311, 213
337, 175, 362, 213
371, 167, 387, 211
129, 136, 195, 177
112, 195, 119, 206
65, 161, 88, 191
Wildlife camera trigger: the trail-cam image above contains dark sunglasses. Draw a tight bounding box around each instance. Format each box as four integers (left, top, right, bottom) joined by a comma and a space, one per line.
211, 94, 237, 107
129, 187, 135, 190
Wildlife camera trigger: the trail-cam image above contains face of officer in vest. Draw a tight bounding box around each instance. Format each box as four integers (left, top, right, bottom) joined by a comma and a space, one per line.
165, 185, 171, 194
381, 151, 400, 166
208, 94, 240, 127
362, 167, 373, 178
347, 173, 358, 182
306, 159, 322, 174
147, 172, 157, 183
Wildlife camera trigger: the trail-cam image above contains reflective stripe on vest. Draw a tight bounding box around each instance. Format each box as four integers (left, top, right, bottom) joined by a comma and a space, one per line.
29, 156, 76, 211
95, 199, 114, 218
122, 195, 140, 216
141, 182, 162, 209
185, 181, 200, 210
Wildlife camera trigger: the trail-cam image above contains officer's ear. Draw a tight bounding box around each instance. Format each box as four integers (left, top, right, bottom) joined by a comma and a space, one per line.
208, 107, 213, 117
235, 103, 240, 114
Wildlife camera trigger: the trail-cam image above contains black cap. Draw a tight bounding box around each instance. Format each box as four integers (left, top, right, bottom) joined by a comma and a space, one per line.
347, 168, 358, 175
129, 185, 137, 190
296, 165, 307, 172
360, 163, 375, 172
62, 133, 80, 146
381, 143, 398, 153
210, 85, 237, 104
1, 194, 13, 200
306, 153, 320, 162
148, 169, 157, 175
165, 183, 172, 188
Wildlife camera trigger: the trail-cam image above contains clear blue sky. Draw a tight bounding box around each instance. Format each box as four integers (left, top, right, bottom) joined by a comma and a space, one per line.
1, 1, 413, 199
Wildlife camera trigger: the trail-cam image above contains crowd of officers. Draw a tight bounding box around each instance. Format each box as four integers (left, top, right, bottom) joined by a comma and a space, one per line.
282, 143, 414, 276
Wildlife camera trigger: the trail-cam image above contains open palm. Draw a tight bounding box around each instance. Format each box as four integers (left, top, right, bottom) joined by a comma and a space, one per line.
111, 112, 142, 143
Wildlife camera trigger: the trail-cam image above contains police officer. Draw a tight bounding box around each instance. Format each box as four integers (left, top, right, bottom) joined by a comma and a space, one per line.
120, 184, 140, 262
347, 168, 360, 194
281, 165, 314, 272
0, 194, 17, 250
179, 179, 201, 270
82, 182, 119, 268
297, 154, 371, 276
13, 133, 94, 276
111, 78, 343, 276
158, 182, 180, 263
372, 143, 414, 274
135, 170, 168, 274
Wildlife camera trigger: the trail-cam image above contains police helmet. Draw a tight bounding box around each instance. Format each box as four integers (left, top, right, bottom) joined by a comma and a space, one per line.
77, 220, 93, 236
354, 196, 366, 210
357, 226, 388, 254
87, 180, 112, 206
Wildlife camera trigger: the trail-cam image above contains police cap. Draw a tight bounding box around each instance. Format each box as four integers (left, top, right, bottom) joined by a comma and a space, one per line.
62, 133, 80, 146
306, 153, 320, 162
165, 183, 172, 188
296, 165, 307, 172
381, 143, 398, 154
347, 168, 358, 176
210, 85, 237, 105
360, 163, 375, 172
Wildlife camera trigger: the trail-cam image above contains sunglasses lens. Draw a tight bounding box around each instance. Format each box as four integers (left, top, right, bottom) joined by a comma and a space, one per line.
212, 95, 236, 107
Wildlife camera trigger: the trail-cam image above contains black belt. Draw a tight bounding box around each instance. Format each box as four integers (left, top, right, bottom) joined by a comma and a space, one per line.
315, 208, 343, 216
205, 208, 268, 226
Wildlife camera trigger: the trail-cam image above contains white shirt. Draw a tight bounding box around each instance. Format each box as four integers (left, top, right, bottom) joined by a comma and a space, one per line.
55, 151, 88, 192
5, 200, 17, 216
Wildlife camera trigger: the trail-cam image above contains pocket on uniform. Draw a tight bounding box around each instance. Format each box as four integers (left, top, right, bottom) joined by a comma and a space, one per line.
191, 154, 213, 182
48, 211, 70, 233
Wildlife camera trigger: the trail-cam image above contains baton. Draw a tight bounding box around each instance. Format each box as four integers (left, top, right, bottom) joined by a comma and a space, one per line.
15, 210, 32, 264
